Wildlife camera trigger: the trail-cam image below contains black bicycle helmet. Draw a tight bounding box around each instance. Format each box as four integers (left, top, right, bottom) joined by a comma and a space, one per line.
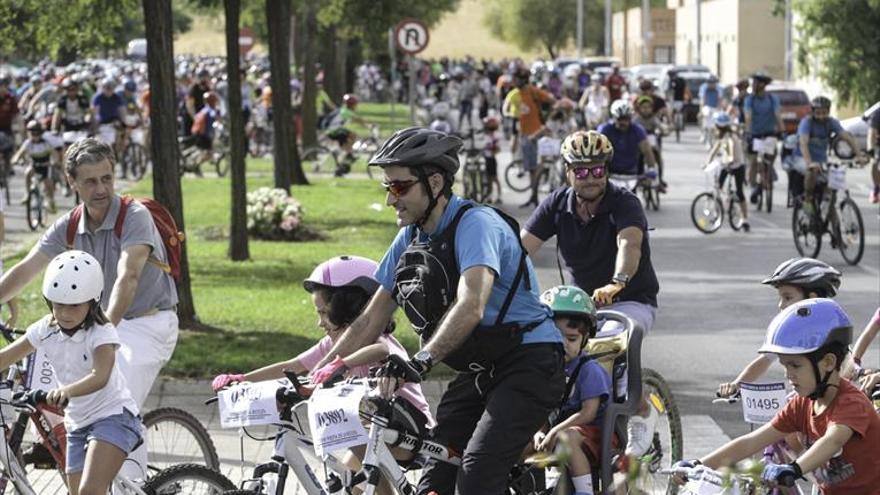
26, 120, 43, 133
369, 127, 462, 175
751, 71, 772, 84
811, 96, 832, 110
761, 257, 842, 297
370, 127, 463, 227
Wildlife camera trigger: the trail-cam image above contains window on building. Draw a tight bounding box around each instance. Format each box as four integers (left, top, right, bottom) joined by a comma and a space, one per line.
654, 46, 674, 64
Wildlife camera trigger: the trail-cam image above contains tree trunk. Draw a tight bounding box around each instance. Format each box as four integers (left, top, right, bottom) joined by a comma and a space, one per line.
335, 36, 347, 97
142, 0, 199, 328
320, 25, 342, 105
266, 0, 306, 189
300, 2, 318, 149
225, 0, 250, 261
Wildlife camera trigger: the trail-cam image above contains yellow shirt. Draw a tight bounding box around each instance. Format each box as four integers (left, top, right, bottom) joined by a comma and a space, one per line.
503, 88, 521, 118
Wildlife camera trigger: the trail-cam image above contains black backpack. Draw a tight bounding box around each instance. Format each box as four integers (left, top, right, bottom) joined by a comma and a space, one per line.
392, 202, 537, 371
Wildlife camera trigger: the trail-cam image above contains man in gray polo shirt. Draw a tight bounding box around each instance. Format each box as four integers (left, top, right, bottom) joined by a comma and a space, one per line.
0, 138, 178, 478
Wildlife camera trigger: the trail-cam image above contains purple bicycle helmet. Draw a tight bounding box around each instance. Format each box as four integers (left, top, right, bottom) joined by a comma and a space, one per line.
303, 255, 380, 295
759, 298, 852, 399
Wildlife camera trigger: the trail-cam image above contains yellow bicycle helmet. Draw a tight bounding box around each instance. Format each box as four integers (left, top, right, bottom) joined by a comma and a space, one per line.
560, 130, 614, 165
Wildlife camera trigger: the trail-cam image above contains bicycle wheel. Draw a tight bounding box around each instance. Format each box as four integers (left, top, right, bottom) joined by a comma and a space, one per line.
143, 407, 220, 474
302, 146, 337, 174
3, 449, 38, 495
635, 368, 683, 495
504, 160, 532, 193
728, 197, 744, 231
690, 192, 723, 234
123, 143, 148, 180
213, 151, 229, 177
764, 163, 773, 213
142, 464, 235, 495
791, 202, 821, 258
836, 197, 864, 265
642, 184, 658, 212
26, 188, 42, 231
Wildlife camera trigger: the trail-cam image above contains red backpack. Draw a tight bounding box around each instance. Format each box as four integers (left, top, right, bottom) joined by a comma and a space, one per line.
66, 196, 185, 282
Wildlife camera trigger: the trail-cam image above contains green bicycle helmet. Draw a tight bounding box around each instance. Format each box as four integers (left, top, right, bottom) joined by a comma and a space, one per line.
541, 285, 598, 338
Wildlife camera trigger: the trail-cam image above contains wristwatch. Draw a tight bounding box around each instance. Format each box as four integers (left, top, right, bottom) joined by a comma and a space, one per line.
612, 272, 630, 287
412, 350, 434, 376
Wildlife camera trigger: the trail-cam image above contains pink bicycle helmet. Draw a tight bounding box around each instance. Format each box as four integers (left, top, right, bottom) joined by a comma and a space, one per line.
303, 255, 380, 295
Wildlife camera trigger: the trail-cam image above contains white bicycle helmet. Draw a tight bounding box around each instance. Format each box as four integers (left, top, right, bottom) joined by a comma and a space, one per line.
610, 100, 633, 119
42, 250, 104, 304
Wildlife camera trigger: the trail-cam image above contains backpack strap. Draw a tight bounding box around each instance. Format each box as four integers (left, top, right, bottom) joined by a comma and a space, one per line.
485, 206, 532, 327
114, 196, 134, 239
65, 205, 84, 249
559, 355, 591, 409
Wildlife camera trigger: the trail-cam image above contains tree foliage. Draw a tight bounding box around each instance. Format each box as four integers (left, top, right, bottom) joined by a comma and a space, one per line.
0, 0, 191, 61
789, 0, 880, 106
483, 0, 605, 58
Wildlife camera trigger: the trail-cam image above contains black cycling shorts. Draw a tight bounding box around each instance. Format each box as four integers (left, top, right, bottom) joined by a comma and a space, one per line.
32, 161, 50, 179
194, 135, 213, 150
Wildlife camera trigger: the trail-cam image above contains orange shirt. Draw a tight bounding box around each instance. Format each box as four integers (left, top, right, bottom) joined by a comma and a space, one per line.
518, 85, 553, 136
771, 379, 880, 495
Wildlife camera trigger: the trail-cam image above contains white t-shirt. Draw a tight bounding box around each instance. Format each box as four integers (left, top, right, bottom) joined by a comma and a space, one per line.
26, 316, 139, 430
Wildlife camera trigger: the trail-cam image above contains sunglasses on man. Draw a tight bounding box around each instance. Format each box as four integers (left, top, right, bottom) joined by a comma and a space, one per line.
567, 164, 606, 180
382, 179, 420, 198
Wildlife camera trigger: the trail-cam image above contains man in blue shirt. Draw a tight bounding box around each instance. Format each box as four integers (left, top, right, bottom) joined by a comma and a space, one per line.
791, 96, 865, 213
91, 77, 125, 153
744, 72, 784, 202
598, 100, 660, 188
698, 76, 722, 144
522, 129, 660, 458
316, 127, 565, 494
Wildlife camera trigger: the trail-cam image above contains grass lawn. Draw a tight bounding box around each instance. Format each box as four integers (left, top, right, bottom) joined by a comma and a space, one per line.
7, 165, 425, 378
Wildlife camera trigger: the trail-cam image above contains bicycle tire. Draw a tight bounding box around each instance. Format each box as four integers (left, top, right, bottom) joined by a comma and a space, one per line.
143, 407, 220, 473
220, 491, 261, 495
123, 143, 148, 180
836, 197, 864, 265
302, 145, 337, 174
728, 197, 744, 231
142, 463, 235, 495
3, 450, 37, 495
214, 152, 230, 177
26, 188, 42, 231
640, 368, 683, 495
504, 160, 532, 193
690, 192, 722, 234
791, 202, 821, 258
765, 163, 773, 213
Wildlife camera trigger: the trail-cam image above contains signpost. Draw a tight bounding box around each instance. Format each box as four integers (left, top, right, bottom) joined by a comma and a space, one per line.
394, 19, 429, 124
239, 27, 255, 55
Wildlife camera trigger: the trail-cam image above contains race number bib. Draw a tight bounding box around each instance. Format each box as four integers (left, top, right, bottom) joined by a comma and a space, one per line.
683, 467, 725, 495
217, 379, 290, 428
537, 137, 561, 158
307, 383, 369, 457
828, 166, 847, 191
752, 137, 778, 155
26, 348, 58, 393
739, 382, 787, 424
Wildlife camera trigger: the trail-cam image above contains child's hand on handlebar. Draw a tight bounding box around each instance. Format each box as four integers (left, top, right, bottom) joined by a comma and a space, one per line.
46, 388, 70, 408
212, 373, 246, 392
717, 382, 739, 398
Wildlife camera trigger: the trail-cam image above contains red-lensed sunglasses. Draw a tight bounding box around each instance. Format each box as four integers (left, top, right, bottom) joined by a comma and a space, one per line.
569, 165, 606, 180
382, 179, 419, 198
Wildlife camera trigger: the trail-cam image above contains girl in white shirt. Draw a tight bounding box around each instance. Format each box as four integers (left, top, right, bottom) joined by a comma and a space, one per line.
0, 250, 139, 495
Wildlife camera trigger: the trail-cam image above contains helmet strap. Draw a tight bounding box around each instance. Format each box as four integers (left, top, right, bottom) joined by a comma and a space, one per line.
807, 360, 835, 400
414, 168, 440, 229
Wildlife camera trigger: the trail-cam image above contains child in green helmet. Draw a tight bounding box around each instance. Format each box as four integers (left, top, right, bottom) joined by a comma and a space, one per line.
533, 285, 611, 495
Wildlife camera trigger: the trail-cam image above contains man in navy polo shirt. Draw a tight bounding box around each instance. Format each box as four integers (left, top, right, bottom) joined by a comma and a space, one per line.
521, 129, 660, 457
598, 99, 661, 189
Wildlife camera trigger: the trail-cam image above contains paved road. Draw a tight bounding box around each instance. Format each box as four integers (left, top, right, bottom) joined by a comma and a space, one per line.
20, 126, 879, 492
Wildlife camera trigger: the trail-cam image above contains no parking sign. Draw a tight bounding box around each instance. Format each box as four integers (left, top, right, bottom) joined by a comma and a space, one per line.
394, 19, 429, 55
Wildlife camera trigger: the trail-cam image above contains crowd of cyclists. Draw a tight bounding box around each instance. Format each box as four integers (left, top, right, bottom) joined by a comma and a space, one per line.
0, 51, 877, 495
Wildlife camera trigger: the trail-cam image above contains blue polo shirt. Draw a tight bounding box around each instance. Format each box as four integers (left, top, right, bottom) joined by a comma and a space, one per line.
744, 93, 780, 135
564, 354, 611, 426
597, 121, 648, 175
793, 116, 843, 163
699, 83, 721, 108
375, 195, 562, 346
91, 92, 124, 124
524, 184, 659, 307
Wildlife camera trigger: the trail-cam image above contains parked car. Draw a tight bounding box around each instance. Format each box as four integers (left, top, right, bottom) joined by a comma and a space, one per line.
765, 82, 811, 135
126, 38, 147, 60
582, 56, 622, 72
838, 101, 880, 155
628, 64, 670, 92
677, 71, 712, 123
